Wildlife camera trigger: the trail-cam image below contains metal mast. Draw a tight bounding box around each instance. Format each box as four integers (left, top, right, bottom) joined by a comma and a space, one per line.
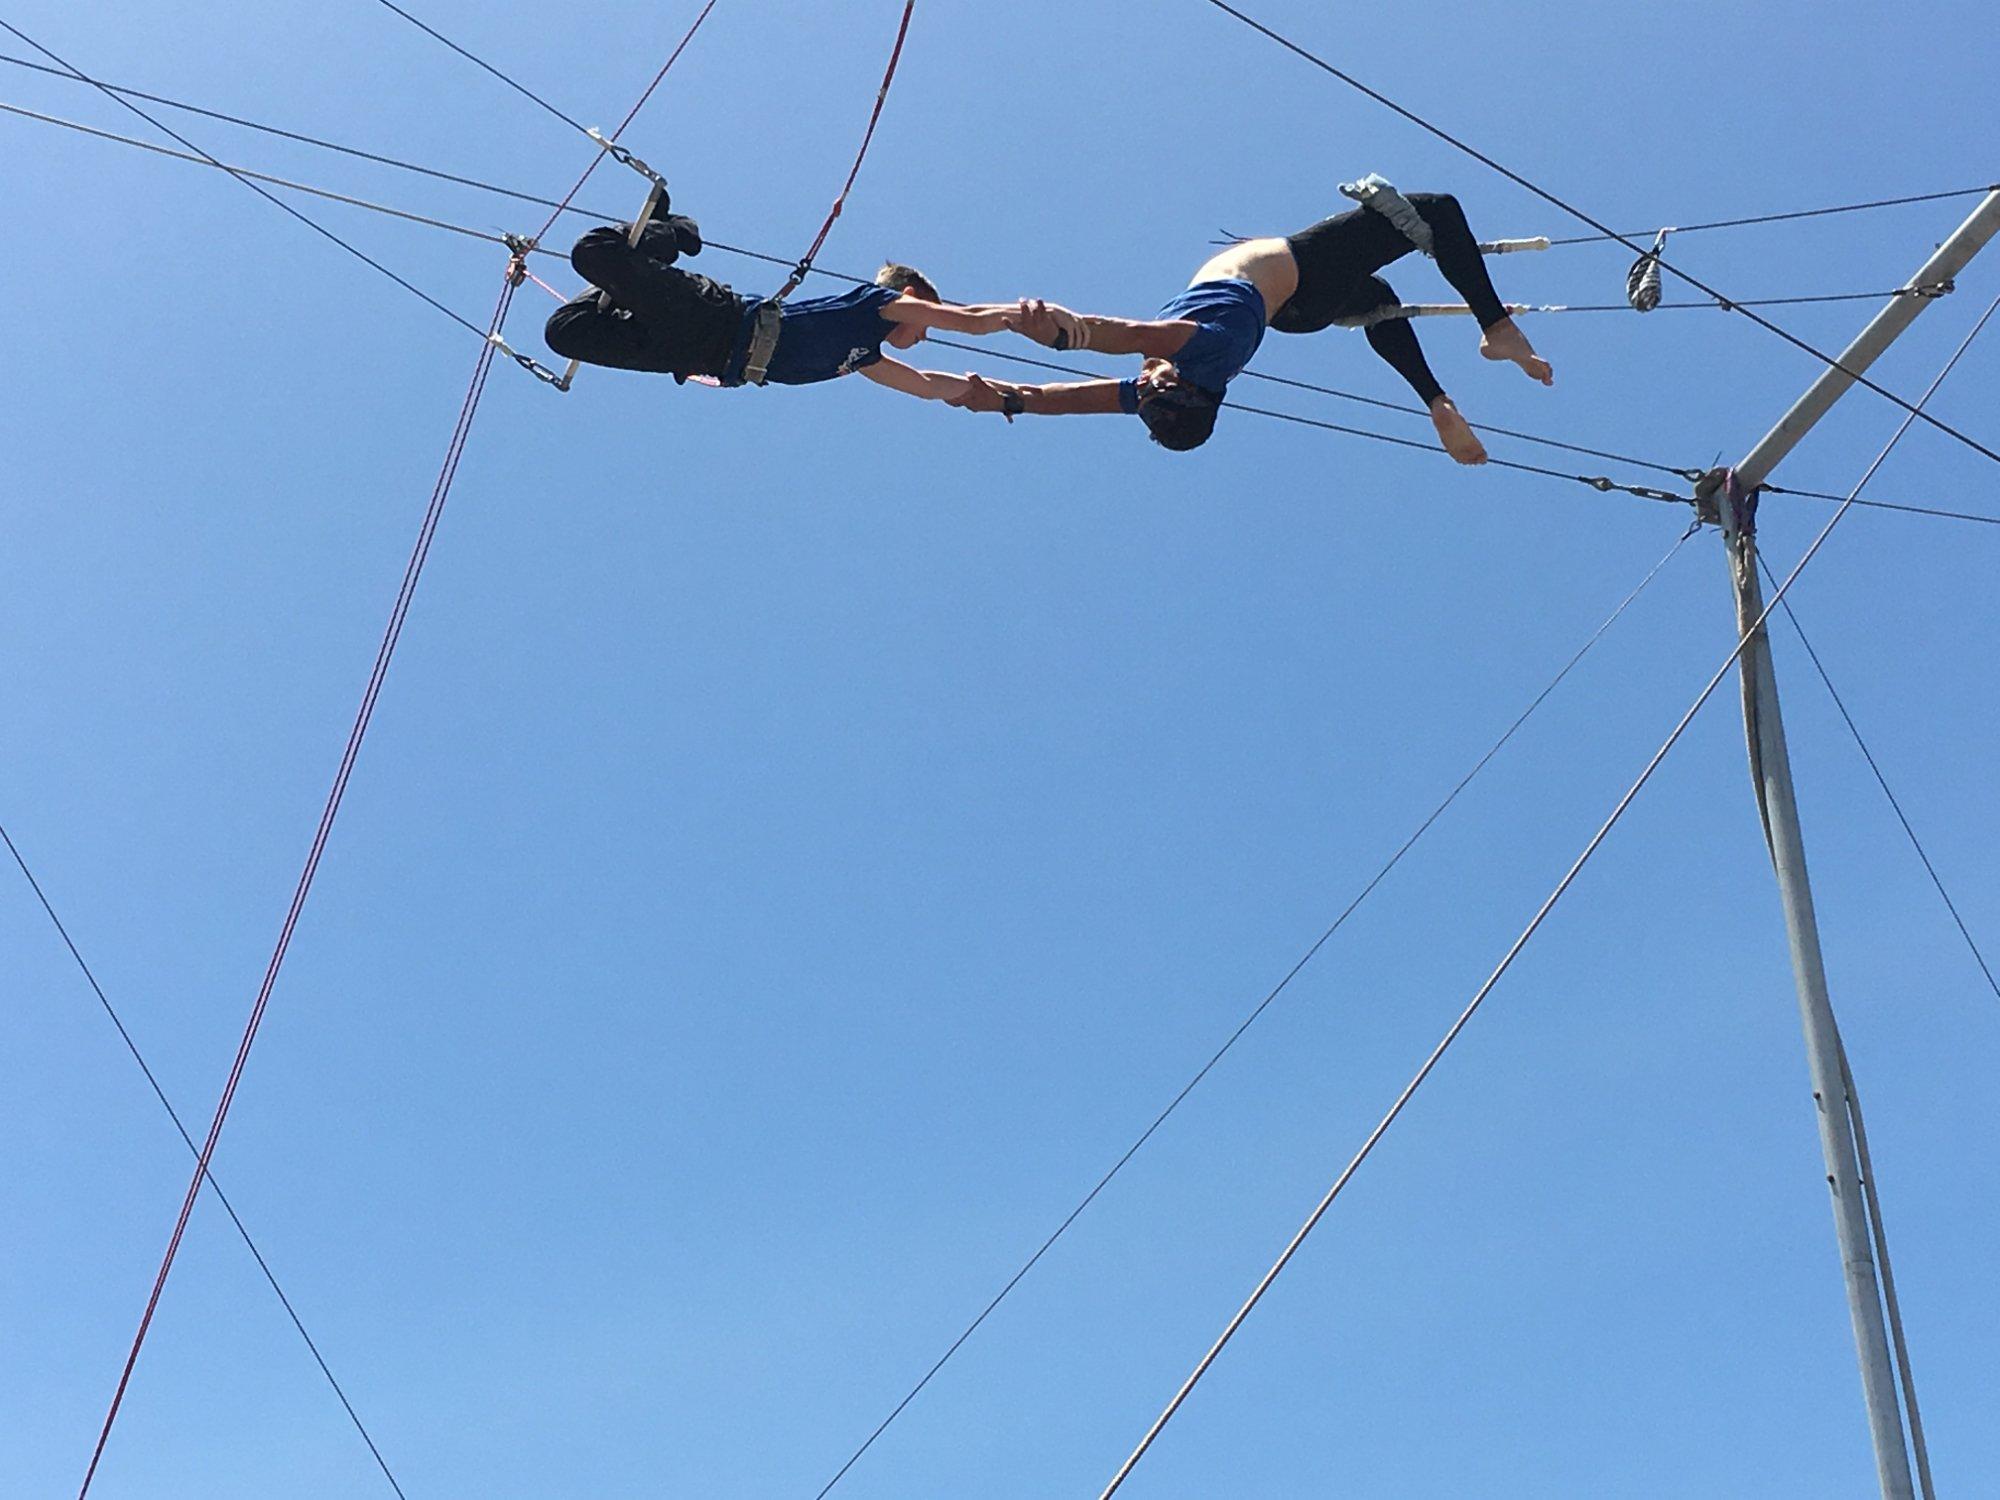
1711, 188, 2000, 1499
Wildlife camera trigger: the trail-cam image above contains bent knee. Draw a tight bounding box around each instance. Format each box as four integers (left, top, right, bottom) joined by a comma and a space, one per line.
543, 306, 590, 358
569, 226, 630, 281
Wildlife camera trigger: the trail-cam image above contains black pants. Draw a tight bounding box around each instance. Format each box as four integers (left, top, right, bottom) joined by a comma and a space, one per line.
543, 223, 745, 380
1271, 193, 1507, 407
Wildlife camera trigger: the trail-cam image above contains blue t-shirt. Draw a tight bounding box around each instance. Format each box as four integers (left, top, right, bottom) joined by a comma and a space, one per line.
728, 283, 900, 387
1156, 279, 1267, 394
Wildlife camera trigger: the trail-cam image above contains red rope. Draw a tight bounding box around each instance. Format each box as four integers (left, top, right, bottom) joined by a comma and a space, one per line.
76, 274, 518, 1499
776, 0, 917, 300
530, 0, 721, 245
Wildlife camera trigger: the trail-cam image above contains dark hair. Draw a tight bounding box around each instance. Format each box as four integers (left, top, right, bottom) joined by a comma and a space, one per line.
875, 262, 941, 301
1139, 382, 1222, 451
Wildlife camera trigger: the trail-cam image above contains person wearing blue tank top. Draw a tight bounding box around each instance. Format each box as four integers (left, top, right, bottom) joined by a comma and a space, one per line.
544, 196, 1026, 412
951, 187, 1553, 460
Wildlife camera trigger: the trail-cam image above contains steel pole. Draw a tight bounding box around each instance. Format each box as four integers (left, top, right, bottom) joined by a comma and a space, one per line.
1715, 479, 1913, 1498
1737, 190, 2000, 489
1706, 191, 2000, 1498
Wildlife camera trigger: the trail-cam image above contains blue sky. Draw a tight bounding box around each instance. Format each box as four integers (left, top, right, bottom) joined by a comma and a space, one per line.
4, 1, 1997, 1495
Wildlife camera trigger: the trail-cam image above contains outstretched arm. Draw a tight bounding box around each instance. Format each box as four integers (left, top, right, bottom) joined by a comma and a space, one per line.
880, 294, 1017, 337
858, 355, 992, 407
1008, 299, 1194, 359
950, 373, 1128, 418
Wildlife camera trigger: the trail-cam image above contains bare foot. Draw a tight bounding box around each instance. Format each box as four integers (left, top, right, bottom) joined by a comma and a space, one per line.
1430, 396, 1488, 465
1479, 316, 1554, 385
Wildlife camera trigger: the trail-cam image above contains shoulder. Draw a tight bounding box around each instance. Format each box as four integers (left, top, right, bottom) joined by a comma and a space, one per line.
783, 283, 896, 319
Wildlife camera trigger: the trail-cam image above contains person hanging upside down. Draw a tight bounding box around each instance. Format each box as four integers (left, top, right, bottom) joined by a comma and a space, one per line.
955, 186, 1553, 460
543, 198, 1021, 403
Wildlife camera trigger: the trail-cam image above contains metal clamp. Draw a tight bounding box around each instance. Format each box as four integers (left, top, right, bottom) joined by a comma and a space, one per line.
1582, 473, 1700, 507
488, 333, 570, 390
501, 231, 535, 288
587, 127, 667, 190
1691, 467, 1730, 530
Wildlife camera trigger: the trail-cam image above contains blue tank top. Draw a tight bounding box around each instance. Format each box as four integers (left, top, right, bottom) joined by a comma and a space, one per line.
737, 283, 900, 386
1155, 279, 1267, 395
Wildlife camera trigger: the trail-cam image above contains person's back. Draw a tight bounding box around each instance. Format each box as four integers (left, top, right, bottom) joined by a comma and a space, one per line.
757, 283, 904, 385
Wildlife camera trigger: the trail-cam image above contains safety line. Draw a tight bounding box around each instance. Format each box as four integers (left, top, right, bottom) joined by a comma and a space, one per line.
526, 0, 721, 245
1545, 186, 2000, 246
368, 0, 592, 140
1757, 559, 2000, 1002
1190, 0, 2000, 471
75, 272, 518, 1500
1537, 287, 1952, 314
8, 90, 1988, 527
773, 0, 916, 299
0, 53, 1958, 336
929, 336, 1999, 527
11, 44, 1984, 271
0, 100, 528, 246
1759, 482, 2000, 528
930, 332, 1701, 479
0, 22, 494, 345
1226, 398, 1689, 502
0, 824, 408, 1499
0, 55, 626, 215
1097, 285, 2000, 1498
811, 525, 1696, 1499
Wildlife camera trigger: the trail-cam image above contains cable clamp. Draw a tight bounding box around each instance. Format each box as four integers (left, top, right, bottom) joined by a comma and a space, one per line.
501, 231, 536, 288
1691, 468, 1731, 530
587, 127, 668, 190
773, 258, 814, 302
1910, 279, 1954, 299
488, 333, 569, 389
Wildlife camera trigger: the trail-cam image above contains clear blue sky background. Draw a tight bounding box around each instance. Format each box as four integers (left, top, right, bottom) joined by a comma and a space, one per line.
4, 1, 1996, 1495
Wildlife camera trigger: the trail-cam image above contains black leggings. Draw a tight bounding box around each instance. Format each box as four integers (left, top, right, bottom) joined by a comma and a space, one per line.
1271, 193, 1508, 407
543, 223, 743, 378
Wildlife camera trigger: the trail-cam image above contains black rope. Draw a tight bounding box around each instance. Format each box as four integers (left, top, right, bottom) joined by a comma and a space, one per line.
1756, 560, 2000, 1003
811, 527, 1696, 1497
0, 50, 596, 214
0, 823, 409, 1499
1228, 366, 1697, 477
367, 0, 593, 141
1190, 0, 2000, 470
1549, 287, 1954, 314
930, 337, 1690, 504
956, 314, 1979, 519
1759, 482, 2000, 527
0, 21, 494, 345
1546, 186, 2000, 247
967, 327, 1996, 521
12, 44, 1983, 278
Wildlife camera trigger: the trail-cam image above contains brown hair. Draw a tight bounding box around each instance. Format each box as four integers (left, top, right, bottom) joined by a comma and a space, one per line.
875, 262, 941, 301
